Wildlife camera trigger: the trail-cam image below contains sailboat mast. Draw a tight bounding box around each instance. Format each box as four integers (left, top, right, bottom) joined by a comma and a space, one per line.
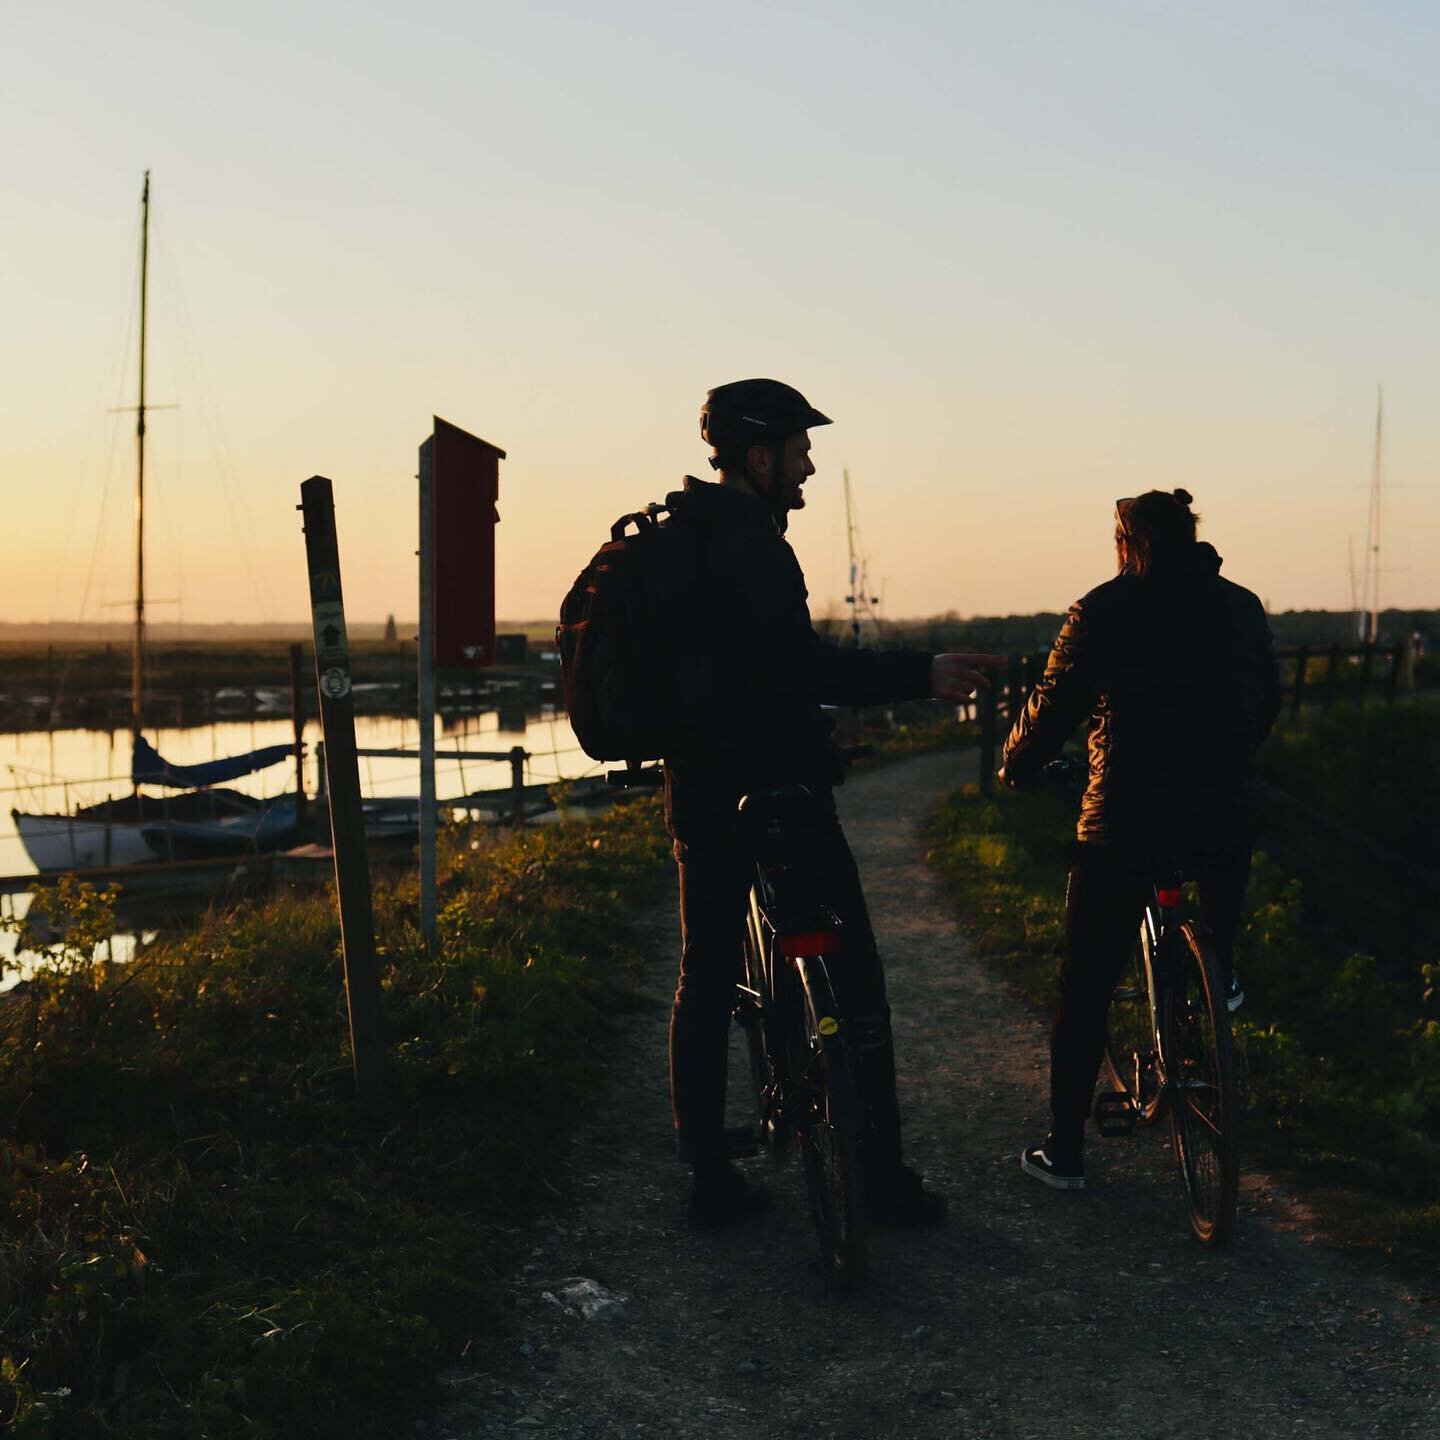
844, 468, 860, 649
1366, 386, 1384, 646
132, 170, 149, 745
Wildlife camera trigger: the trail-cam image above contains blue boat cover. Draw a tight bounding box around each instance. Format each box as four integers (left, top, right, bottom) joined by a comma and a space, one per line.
132, 735, 294, 789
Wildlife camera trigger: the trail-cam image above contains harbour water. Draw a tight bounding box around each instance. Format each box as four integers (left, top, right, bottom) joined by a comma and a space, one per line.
0, 705, 596, 983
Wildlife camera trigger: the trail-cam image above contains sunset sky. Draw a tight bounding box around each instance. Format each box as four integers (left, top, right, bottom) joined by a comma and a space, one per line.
5, 1, 1437, 629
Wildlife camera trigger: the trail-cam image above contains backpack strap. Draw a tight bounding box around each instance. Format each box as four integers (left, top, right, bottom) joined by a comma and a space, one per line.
610, 502, 670, 542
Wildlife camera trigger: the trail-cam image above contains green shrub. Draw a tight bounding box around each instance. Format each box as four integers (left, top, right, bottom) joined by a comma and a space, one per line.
0, 797, 670, 1438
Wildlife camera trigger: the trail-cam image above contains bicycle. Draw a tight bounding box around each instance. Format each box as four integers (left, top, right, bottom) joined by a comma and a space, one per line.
1046, 759, 1241, 1245
733, 782, 867, 1292
606, 759, 868, 1290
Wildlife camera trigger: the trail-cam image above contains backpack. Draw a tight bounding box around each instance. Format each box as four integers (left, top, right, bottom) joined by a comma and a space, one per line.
557, 502, 710, 762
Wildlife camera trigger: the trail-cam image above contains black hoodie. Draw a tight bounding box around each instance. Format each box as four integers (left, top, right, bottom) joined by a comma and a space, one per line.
660, 476, 933, 841
1001, 541, 1282, 850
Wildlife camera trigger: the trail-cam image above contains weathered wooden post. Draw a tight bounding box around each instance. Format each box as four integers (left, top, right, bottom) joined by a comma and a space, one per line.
1359, 643, 1376, 702
1289, 645, 1309, 721
1386, 641, 1405, 700
418, 418, 505, 951
1324, 643, 1342, 709
299, 476, 384, 1104
288, 641, 307, 832
979, 684, 998, 797
1006, 653, 1023, 728
510, 746, 527, 828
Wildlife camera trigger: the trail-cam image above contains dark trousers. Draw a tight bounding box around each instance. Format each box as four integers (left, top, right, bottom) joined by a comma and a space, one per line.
669, 811, 903, 1174
1050, 843, 1251, 1152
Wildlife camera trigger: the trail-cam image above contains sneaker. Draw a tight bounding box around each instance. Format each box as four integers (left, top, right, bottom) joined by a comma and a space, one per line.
864, 1163, 948, 1226
1225, 972, 1245, 1013
1020, 1141, 1085, 1191
687, 1161, 771, 1230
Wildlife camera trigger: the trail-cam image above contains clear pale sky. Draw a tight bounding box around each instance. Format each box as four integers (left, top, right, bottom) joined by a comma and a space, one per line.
4, 1, 1436, 628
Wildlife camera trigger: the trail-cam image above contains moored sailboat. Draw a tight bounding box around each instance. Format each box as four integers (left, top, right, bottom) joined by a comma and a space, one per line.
12, 173, 299, 875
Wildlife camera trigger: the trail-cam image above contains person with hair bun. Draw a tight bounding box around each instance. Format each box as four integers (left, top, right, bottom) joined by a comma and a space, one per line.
998, 489, 1281, 1191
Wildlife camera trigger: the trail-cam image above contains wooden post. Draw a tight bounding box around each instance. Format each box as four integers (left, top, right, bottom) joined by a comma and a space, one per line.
417, 437, 438, 951
1006, 653, 1023, 728
299, 476, 384, 1104
1289, 645, 1308, 721
1386, 642, 1404, 701
1359, 643, 1376, 702
1324, 643, 1341, 709
979, 684, 998, 797
510, 746, 526, 827
288, 641, 307, 833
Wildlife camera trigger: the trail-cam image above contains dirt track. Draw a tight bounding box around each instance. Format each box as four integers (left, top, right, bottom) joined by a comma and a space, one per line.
433, 750, 1440, 1439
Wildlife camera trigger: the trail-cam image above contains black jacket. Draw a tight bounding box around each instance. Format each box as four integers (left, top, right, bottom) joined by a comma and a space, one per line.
1001, 542, 1281, 850
662, 477, 932, 840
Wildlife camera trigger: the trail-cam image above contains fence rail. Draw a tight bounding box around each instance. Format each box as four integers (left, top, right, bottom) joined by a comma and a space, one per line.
977, 640, 1420, 796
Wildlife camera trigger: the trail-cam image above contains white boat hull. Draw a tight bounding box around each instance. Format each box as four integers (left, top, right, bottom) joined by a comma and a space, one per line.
13, 813, 158, 871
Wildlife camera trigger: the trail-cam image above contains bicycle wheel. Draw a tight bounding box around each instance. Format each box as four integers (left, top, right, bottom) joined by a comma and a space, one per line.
737, 899, 785, 1151
1103, 921, 1163, 1123
789, 957, 867, 1293
1163, 920, 1240, 1245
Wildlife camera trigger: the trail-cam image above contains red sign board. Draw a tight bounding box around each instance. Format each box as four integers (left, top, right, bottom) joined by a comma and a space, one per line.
427, 416, 504, 667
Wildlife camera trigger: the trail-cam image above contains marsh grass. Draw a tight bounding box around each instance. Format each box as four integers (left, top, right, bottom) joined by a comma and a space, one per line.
0, 797, 669, 1437
924, 779, 1440, 1259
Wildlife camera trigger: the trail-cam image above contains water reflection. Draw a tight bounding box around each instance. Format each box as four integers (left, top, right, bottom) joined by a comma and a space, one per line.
0, 705, 594, 985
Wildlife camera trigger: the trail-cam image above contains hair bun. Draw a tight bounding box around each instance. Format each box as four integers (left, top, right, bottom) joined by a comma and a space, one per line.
1172, 488, 1193, 507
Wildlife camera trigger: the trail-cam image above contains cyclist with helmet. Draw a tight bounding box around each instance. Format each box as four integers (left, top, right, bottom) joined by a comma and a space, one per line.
663, 378, 998, 1227
998, 489, 1280, 1190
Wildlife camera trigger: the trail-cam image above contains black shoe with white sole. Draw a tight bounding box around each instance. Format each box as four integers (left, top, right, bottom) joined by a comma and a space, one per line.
1020, 1141, 1085, 1191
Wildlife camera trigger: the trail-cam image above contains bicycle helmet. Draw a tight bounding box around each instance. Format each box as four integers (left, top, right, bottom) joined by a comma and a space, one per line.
700, 379, 832, 466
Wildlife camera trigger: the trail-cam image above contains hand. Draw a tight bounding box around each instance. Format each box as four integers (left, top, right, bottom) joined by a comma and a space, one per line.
930, 652, 1004, 702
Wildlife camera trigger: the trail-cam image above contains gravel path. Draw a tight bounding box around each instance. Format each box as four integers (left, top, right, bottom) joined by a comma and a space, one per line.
434, 750, 1440, 1439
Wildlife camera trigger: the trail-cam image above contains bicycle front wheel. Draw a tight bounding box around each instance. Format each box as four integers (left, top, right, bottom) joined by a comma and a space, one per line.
790, 957, 867, 1293
1103, 922, 1162, 1123
1163, 920, 1240, 1245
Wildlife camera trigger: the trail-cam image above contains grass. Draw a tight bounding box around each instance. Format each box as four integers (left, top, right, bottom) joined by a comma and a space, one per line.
924, 776, 1440, 1259
0, 796, 671, 1438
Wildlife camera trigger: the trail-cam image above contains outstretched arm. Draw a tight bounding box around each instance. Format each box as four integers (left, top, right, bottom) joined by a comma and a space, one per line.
999, 598, 1099, 789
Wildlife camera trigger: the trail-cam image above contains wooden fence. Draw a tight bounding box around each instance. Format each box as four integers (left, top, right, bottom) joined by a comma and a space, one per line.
977, 641, 1416, 795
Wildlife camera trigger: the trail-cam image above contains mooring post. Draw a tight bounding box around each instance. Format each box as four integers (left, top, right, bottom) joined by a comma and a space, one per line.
1290, 645, 1308, 721
1324, 643, 1341, 709
299, 476, 384, 1104
510, 746, 526, 827
979, 684, 998, 797
417, 439, 438, 952
288, 641, 307, 833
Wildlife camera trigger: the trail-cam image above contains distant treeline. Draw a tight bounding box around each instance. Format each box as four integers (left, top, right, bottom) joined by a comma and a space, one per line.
826, 608, 1440, 653
4, 608, 1436, 652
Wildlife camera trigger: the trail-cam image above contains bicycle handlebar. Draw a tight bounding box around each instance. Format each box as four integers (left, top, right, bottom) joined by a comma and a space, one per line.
606, 764, 664, 789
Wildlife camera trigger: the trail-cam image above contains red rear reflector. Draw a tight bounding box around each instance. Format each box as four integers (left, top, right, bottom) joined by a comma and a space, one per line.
1157, 888, 1182, 909
780, 931, 839, 958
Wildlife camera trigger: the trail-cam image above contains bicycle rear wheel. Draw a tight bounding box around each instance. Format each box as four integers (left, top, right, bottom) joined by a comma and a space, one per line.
1103, 922, 1162, 1123
738, 902, 783, 1152
789, 958, 867, 1293
1163, 920, 1240, 1245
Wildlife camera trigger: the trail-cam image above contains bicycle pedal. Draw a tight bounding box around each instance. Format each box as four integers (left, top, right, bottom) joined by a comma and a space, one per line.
1093, 1092, 1137, 1137
725, 1125, 760, 1159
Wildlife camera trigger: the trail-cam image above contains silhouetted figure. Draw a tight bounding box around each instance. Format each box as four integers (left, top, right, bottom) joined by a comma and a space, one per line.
1001, 489, 1281, 1189
663, 379, 998, 1227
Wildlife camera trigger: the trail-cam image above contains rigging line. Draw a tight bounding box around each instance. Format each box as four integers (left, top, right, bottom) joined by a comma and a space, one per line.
154, 232, 278, 623
47, 221, 143, 629
50, 218, 147, 715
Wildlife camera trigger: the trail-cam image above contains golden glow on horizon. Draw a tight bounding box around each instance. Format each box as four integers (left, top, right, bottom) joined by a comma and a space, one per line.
4, 2, 1437, 626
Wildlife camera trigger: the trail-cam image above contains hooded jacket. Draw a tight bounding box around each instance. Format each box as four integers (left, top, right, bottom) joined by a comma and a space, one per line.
1001, 541, 1282, 850
661, 476, 932, 839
